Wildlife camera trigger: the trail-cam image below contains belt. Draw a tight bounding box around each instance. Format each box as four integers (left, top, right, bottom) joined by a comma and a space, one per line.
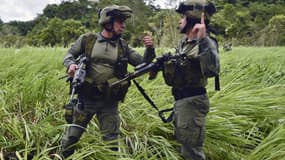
172, 87, 206, 101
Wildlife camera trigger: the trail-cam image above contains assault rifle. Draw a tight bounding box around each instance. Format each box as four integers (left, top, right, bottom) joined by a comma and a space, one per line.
63, 55, 88, 123
110, 52, 184, 123
68, 55, 88, 100
110, 52, 185, 87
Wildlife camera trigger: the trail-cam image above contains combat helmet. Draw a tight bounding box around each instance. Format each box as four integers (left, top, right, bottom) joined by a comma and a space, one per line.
176, 0, 216, 20
99, 5, 133, 26
176, 0, 216, 33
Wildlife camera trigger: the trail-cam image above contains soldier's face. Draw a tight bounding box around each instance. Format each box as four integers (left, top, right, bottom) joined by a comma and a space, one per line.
179, 15, 187, 32
113, 19, 126, 35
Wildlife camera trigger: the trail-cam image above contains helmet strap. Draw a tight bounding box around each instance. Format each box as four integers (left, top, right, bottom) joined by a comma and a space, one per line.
103, 22, 114, 32
103, 21, 122, 39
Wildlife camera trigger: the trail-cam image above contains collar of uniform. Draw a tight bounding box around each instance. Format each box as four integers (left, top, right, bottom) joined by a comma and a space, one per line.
185, 37, 198, 44
96, 33, 118, 47
181, 37, 198, 47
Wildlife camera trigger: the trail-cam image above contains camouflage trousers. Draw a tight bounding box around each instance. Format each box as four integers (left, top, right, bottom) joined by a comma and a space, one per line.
60, 96, 120, 158
173, 94, 209, 160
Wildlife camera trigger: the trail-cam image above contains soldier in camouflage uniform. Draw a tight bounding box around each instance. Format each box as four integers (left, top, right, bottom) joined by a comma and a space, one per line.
157, 0, 219, 160
60, 5, 155, 158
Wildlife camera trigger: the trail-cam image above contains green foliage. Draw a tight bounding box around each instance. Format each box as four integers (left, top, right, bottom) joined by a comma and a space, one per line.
0, 24, 19, 36
62, 19, 87, 47
0, 18, 3, 30
43, 0, 97, 22
265, 15, 285, 46
159, 10, 182, 48
1, 0, 285, 47
247, 124, 285, 160
207, 47, 285, 159
7, 21, 35, 36
25, 18, 87, 47
213, 1, 285, 46
0, 47, 285, 159
0, 35, 25, 48
39, 18, 63, 47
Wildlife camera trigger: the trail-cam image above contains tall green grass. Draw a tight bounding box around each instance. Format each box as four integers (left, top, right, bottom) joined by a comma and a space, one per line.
0, 47, 284, 160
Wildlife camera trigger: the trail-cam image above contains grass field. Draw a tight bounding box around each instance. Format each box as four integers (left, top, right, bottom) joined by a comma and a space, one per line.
0, 47, 284, 160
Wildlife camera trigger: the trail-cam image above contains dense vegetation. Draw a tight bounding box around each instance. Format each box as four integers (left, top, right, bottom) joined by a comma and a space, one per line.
0, 47, 284, 159
0, 0, 285, 159
1, 0, 285, 48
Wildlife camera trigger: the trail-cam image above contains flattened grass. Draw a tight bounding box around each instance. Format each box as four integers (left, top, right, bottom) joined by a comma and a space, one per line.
0, 47, 284, 159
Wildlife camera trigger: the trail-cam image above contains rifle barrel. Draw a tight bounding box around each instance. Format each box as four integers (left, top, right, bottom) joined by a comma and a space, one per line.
108, 53, 178, 87
110, 76, 130, 87
109, 63, 157, 87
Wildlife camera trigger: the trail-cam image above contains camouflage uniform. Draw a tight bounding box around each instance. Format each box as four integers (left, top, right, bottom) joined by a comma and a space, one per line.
170, 37, 217, 160
60, 5, 155, 158
162, 1, 219, 160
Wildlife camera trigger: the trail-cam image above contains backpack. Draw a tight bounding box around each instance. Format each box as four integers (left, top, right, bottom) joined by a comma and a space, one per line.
199, 37, 220, 90
199, 37, 220, 78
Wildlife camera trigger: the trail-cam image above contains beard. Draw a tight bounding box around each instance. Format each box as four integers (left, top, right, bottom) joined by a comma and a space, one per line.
179, 25, 188, 34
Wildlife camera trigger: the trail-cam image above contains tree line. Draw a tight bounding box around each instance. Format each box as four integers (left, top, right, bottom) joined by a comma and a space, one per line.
0, 0, 285, 48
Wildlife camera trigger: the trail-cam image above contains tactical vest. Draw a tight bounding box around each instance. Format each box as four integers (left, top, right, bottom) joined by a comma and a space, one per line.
163, 37, 220, 90
163, 52, 207, 88
80, 32, 130, 101
81, 32, 129, 78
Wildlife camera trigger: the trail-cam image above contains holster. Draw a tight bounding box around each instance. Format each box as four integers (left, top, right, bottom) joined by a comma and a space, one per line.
63, 99, 77, 124
163, 60, 185, 87
104, 77, 131, 102
79, 82, 104, 100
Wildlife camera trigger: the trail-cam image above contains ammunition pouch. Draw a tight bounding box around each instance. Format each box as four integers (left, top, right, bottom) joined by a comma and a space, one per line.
163, 60, 185, 87
105, 77, 130, 102
79, 82, 104, 100
63, 99, 77, 124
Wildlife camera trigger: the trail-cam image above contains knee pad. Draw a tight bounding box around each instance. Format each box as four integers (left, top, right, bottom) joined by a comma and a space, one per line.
73, 108, 92, 127
67, 125, 85, 138
61, 135, 79, 148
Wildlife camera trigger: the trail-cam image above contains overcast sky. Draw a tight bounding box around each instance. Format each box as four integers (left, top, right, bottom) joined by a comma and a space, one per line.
0, 0, 63, 23
0, 0, 174, 23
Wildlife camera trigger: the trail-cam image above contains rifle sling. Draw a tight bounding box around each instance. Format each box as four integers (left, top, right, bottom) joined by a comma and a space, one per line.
132, 80, 173, 123
215, 75, 220, 91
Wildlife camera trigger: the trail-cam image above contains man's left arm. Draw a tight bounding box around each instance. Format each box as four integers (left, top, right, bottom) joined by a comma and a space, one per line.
198, 36, 220, 77
198, 37, 218, 55
142, 34, 155, 63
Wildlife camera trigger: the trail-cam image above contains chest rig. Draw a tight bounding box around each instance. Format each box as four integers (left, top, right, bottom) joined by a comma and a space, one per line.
81, 32, 129, 78
163, 42, 206, 88
80, 33, 130, 101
